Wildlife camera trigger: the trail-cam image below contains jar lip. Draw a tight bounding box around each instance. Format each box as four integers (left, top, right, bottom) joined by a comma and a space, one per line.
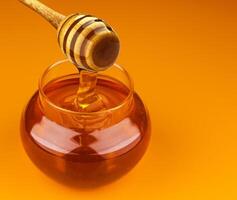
38, 59, 134, 115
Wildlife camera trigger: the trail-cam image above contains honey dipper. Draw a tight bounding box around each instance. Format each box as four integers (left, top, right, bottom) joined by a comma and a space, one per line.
19, 0, 120, 71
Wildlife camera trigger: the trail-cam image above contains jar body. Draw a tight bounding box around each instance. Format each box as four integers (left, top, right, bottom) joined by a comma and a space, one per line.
21, 90, 150, 187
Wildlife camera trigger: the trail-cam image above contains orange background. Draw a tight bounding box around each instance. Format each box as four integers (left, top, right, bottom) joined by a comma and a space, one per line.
1, 0, 237, 199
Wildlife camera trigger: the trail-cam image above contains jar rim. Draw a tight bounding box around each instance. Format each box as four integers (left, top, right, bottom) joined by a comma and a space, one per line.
38, 60, 134, 115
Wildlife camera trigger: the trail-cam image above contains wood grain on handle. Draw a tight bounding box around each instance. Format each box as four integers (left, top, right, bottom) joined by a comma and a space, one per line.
19, 0, 65, 28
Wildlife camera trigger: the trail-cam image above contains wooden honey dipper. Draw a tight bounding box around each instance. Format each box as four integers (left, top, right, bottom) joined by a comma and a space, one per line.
19, 0, 120, 71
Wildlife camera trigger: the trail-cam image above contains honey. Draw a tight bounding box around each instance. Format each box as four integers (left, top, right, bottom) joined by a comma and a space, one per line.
21, 61, 150, 188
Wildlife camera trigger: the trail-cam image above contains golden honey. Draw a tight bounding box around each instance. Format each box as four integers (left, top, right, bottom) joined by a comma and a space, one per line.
21, 61, 150, 187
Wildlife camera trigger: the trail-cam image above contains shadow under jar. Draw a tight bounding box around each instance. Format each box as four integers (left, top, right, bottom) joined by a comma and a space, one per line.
21, 60, 151, 188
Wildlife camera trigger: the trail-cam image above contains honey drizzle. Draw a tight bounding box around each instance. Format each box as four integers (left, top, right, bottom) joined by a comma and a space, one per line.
74, 69, 106, 112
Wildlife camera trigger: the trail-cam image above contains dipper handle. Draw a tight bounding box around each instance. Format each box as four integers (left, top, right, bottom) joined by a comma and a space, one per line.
19, 0, 65, 28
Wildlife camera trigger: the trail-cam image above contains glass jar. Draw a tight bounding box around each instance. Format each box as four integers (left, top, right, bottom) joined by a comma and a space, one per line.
21, 60, 151, 188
